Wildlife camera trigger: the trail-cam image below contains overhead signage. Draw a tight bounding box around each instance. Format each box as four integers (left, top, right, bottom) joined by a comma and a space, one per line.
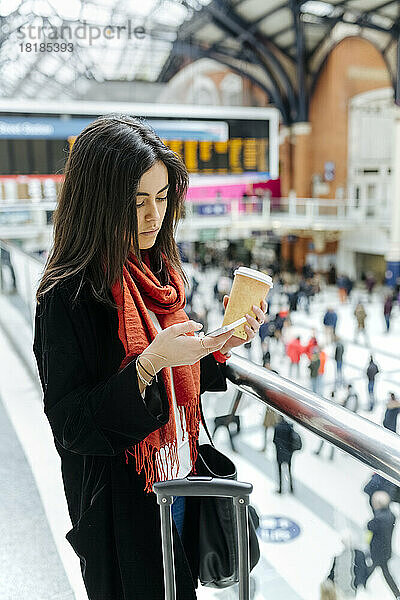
0, 116, 228, 141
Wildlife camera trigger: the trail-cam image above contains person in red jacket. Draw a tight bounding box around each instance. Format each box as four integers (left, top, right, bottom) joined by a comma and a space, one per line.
304, 329, 318, 360
318, 348, 327, 395
287, 336, 304, 378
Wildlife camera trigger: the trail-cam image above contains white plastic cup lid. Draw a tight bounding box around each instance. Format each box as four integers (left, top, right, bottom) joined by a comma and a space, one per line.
233, 266, 273, 287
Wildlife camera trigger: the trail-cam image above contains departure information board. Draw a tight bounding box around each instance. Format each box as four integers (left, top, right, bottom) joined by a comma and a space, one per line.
0, 102, 278, 178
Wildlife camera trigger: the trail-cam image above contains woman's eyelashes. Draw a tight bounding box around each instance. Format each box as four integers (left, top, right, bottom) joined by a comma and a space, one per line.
136, 196, 168, 208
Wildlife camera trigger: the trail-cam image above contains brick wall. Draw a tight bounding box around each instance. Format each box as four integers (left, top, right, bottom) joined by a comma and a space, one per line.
309, 36, 391, 198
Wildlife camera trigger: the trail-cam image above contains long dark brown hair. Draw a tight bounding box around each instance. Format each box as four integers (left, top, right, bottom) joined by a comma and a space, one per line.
36, 114, 189, 308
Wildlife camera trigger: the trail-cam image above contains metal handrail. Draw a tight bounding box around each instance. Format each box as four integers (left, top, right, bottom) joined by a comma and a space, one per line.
225, 354, 400, 487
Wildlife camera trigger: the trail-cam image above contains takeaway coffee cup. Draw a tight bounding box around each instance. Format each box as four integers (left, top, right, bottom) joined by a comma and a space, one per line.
222, 267, 273, 340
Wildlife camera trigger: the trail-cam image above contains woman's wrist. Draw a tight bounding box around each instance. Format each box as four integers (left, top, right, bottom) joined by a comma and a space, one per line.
136, 359, 154, 392
140, 350, 165, 374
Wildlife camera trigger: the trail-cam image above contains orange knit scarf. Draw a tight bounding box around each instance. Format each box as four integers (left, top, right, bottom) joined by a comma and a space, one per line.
111, 250, 201, 493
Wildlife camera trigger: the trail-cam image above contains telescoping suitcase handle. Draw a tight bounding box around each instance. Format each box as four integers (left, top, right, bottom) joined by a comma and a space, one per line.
153, 477, 253, 600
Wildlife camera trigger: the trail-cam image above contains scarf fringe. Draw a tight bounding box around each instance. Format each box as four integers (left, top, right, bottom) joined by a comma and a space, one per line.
124, 398, 201, 492
177, 405, 185, 442
124, 438, 181, 494
184, 398, 201, 471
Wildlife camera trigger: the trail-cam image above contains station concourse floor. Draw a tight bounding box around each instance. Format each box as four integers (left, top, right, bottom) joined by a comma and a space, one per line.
1, 270, 399, 600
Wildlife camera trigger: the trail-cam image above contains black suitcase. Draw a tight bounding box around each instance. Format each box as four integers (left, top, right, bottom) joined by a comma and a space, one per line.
153, 476, 253, 600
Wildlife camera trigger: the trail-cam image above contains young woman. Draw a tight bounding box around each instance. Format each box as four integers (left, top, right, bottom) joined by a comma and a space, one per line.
33, 114, 266, 600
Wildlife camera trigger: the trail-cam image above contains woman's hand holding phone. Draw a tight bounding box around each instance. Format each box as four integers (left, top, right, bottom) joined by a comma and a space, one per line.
216, 294, 268, 356
140, 320, 235, 371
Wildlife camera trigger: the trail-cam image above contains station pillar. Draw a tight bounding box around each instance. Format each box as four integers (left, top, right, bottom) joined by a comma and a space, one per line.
386, 106, 400, 286
292, 122, 312, 198
279, 126, 292, 197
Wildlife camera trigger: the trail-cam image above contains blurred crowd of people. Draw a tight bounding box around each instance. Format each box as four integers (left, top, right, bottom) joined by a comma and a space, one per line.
182, 252, 400, 599
322, 488, 400, 599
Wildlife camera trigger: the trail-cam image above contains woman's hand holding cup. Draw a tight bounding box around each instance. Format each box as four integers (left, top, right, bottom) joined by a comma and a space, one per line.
218, 295, 267, 356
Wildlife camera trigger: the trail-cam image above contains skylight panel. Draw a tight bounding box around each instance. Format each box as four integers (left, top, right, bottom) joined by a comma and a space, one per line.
47, 0, 81, 20
0, 0, 21, 17
153, 1, 188, 27
54, 64, 76, 84
0, 0, 196, 95
80, 2, 112, 25
30, 0, 53, 17
123, 0, 158, 18
37, 53, 60, 76
369, 13, 393, 29
301, 1, 334, 17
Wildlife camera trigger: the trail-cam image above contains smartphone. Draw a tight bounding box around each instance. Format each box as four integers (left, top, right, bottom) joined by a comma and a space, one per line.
205, 316, 247, 337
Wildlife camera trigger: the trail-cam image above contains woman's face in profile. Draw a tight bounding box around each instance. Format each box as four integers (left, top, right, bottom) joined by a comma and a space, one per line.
134, 160, 169, 250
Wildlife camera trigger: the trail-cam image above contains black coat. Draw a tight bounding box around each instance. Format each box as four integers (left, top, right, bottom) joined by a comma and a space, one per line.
364, 473, 399, 506
32, 276, 229, 600
273, 421, 295, 464
383, 407, 400, 433
368, 508, 396, 565
366, 361, 379, 381
334, 342, 344, 363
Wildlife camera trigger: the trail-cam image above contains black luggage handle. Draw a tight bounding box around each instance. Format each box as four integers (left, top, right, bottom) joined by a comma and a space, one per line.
153, 476, 253, 500
154, 476, 253, 600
